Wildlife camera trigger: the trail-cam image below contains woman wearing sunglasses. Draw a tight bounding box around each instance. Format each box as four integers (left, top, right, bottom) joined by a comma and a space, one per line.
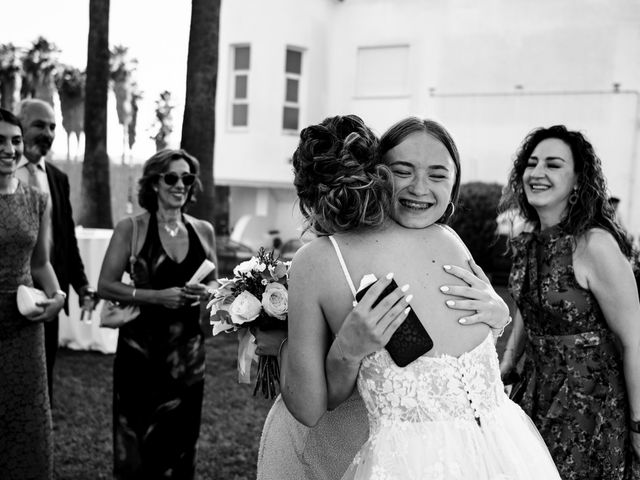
98, 148, 218, 480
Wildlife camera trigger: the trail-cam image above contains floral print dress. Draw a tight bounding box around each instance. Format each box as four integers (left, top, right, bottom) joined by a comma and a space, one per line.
509, 225, 639, 480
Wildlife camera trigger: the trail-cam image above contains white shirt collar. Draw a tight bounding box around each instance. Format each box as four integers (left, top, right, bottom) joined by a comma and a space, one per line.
17, 157, 46, 171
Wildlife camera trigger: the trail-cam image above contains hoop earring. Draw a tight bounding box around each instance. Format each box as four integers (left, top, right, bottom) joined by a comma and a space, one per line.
443, 202, 455, 221
569, 189, 578, 206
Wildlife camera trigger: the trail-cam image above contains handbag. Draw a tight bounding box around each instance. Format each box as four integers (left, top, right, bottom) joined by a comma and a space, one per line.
100, 217, 142, 328
16, 284, 49, 319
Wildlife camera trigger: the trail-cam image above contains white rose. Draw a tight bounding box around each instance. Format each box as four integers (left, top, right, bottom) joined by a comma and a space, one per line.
261, 282, 288, 320
228, 291, 262, 325
233, 257, 259, 276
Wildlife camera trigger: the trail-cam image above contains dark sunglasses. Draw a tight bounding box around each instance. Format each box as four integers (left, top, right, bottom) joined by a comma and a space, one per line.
159, 172, 197, 187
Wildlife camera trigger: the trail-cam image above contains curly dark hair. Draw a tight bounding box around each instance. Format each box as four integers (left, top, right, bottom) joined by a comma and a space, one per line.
138, 148, 202, 212
292, 114, 393, 235
499, 125, 632, 256
379, 117, 462, 224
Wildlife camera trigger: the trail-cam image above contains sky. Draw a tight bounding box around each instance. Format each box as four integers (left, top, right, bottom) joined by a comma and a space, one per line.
1, 0, 193, 160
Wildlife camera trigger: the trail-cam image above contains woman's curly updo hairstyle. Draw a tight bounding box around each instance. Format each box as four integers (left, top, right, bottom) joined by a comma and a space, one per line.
292, 114, 393, 235
499, 125, 632, 256
138, 148, 202, 212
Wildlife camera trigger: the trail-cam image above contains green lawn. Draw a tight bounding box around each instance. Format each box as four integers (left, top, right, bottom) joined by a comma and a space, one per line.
52, 287, 514, 479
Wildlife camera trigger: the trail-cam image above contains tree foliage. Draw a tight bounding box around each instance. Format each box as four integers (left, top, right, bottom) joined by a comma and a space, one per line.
450, 182, 504, 274
0, 43, 23, 111
151, 90, 173, 151
21, 36, 60, 106
55, 65, 85, 160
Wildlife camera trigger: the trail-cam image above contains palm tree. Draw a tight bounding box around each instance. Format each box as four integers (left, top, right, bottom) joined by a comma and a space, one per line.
181, 0, 226, 232
55, 65, 85, 161
151, 90, 173, 152
21, 37, 59, 106
110, 45, 137, 164
128, 82, 143, 152
78, 0, 112, 228
0, 43, 23, 111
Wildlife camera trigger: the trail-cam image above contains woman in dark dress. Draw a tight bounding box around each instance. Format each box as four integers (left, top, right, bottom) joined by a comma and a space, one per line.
0, 109, 65, 479
499, 125, 640, 479
98, 149, 217, 479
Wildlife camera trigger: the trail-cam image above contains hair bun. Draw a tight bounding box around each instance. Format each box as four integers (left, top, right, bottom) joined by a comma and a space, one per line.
293, 115, 392, 234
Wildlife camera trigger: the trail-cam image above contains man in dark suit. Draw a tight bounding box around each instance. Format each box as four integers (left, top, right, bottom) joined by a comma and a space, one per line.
16, 99, 97, 406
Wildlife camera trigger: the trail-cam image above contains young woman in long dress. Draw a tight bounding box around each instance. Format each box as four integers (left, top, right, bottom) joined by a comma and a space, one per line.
0, 109, 65, 479
281, 115, 561, 479
256, 116, 512, 480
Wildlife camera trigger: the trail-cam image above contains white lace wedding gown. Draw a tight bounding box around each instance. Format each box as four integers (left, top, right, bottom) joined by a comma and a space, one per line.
327, 237, 561, 480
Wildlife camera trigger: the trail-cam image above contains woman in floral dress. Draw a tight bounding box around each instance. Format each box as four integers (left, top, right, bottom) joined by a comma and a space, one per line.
499, 125, 640, 479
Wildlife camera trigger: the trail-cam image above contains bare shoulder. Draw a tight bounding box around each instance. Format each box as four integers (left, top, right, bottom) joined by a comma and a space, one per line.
579, 228, 623, 260
289, 236, 334, 277
574, 228, 628, 286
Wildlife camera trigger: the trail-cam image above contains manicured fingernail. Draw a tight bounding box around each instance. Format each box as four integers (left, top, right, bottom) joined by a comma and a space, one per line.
440, 286, 449, 292
401, 284, 410, 292
458, 318, 467, 324
405, 294, 413, 303
404, 307, 411, 315
386, 272, 394, 280
443, 265, 451, 270
446, 300, 455, 306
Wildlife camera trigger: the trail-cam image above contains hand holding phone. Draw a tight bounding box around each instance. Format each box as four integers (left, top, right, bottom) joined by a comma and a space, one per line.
355, 276, 433, 367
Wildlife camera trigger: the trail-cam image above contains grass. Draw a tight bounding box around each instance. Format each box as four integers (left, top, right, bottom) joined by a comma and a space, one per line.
52, 287, 514, 479
52, 333, 273, 480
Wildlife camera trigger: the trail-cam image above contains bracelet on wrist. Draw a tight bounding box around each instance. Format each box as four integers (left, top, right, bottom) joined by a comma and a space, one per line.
277, 337, 288, 365
50, 289, 67, 301
132, 288, 137, 301
493, 315, 513, 338
631, 420, 640, 434
333, 334, 361, 364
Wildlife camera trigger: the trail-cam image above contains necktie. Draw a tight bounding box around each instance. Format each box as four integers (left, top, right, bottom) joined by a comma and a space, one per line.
26, 162, 43, 190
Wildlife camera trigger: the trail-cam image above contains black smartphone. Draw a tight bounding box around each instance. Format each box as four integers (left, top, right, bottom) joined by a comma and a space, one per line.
355, 278, 433, 367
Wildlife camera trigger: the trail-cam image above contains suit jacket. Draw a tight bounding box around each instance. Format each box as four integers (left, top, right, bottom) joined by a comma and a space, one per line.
42, 161, 88, 314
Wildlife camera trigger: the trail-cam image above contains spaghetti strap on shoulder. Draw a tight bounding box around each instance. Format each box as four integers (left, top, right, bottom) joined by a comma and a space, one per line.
328, 236, 357, 299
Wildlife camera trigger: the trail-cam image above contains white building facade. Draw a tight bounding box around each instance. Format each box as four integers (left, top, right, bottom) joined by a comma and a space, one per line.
215, 0, 640, 246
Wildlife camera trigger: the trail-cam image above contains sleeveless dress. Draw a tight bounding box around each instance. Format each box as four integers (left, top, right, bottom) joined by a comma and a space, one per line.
326, 237, 561, 480
509, 225, 640, 480
113, 214, 206, 480
0, 182, 52, 479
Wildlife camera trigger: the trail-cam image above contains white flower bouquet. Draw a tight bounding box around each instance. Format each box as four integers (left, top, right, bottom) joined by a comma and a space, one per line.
208, 248, 290, 399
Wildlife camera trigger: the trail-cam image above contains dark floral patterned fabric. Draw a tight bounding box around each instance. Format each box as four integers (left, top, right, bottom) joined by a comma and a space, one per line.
0, 182, 52, 479
509, 225, 639, 480
113, 214, 206, 480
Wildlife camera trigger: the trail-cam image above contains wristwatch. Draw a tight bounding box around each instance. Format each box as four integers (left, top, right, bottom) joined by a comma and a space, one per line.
630, 420, 640, 434
51, 289, 67, 301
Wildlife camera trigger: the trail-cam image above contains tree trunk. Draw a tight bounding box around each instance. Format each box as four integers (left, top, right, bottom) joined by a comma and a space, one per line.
0, 72, 21, 111
78, 0, 112, 228
181, 0, 228, 233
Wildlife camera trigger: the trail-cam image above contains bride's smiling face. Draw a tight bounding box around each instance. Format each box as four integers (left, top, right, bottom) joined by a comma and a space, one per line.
385, 131, 456, 229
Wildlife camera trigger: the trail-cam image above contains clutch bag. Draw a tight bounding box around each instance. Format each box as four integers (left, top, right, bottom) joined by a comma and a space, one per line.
17, 285, 48, 318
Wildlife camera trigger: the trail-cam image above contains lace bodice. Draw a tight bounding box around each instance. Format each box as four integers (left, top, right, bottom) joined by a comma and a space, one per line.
357, 333, 505, 431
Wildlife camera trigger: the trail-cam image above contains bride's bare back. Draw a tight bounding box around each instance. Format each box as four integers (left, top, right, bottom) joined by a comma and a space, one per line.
313, 222, 491, 358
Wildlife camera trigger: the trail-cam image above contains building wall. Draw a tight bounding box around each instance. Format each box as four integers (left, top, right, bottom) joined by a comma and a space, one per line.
216, 0, 640, 239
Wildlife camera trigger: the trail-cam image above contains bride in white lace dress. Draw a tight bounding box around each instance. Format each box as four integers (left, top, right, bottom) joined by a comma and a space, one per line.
282, 116, 561, 479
